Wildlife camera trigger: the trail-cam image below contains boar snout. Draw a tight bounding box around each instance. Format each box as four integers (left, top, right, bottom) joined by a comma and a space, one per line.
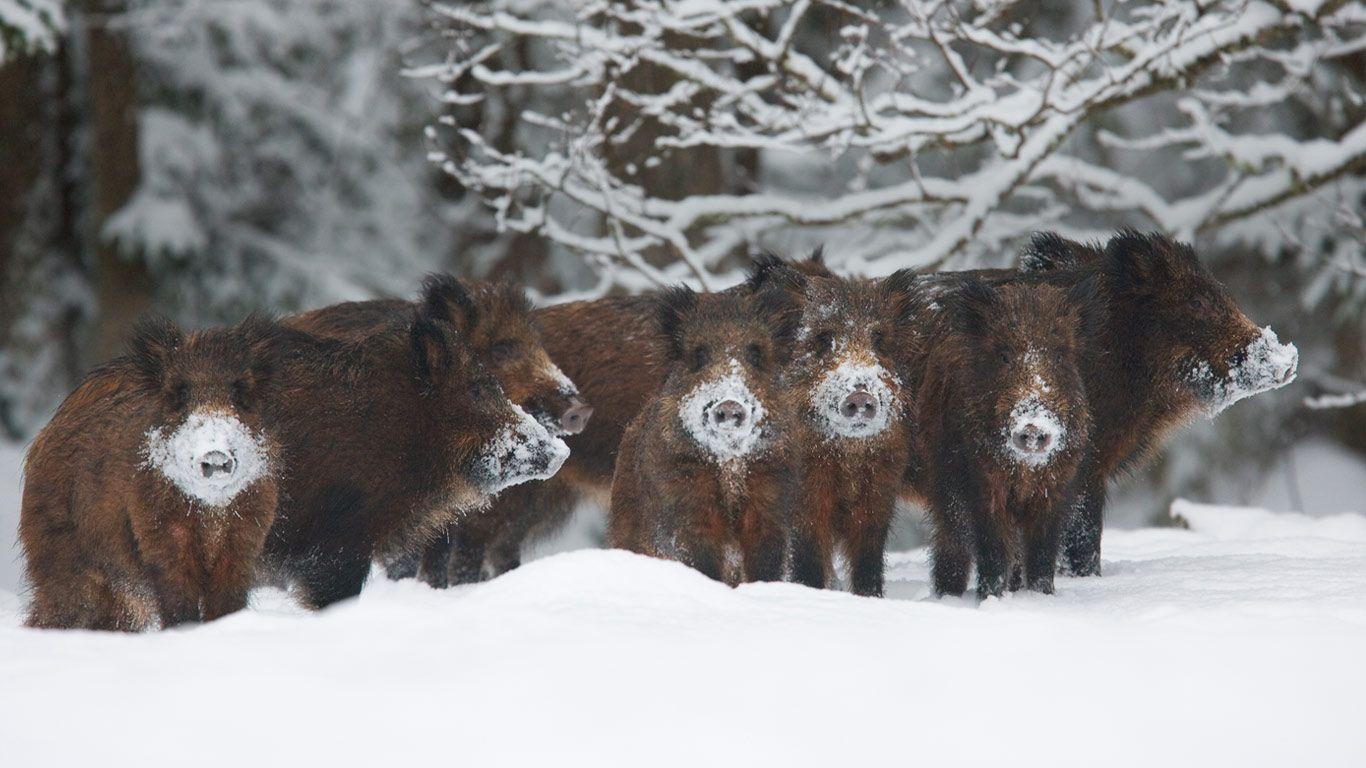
1010, 423, 1054, 456
709, 399, 749, 428
840, 389, 877, 421
559, 398, 594, 435
198, 449, 237, 480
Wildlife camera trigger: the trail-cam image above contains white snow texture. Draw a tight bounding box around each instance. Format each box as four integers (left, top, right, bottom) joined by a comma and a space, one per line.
807, 359, 896, 440
1191, 326, 1298, 416
142, 411, 271, 509
475, 404, 570, 495
678, 359, 767, 462
2, 497, 1365, 767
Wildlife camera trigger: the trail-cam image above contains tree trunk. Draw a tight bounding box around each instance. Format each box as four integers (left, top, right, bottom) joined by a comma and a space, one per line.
82, 3, 150, 364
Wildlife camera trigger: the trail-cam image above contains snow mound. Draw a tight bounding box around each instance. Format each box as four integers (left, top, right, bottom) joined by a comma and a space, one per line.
2, 502, 1365, 767
677, 359, 768, 461
142, 412, 271, 509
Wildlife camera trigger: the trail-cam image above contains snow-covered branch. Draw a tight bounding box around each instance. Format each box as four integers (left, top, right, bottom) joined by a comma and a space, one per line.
423, 0, 1364, 289
1, 0, 64, 61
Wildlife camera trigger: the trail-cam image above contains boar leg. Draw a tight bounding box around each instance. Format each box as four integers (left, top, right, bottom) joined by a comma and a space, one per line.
418, 528, 457, 589
929, 470, 976, 597
145, 562, 202, 627
298, 552, 371, 609
740, 519, 785, 583
846, 516, 891, 598
972, 494, 1010, 600
1023, 499, 1066, 595
381, 550, 420, 581
1059, 469, 1106, 577
445, 523, 490, 586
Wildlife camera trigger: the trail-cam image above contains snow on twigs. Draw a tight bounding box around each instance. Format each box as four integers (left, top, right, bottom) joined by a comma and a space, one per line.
424, 0, 1364, 289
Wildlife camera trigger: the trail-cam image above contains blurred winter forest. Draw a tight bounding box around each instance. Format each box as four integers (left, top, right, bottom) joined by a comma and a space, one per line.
0, 0, 1362, 523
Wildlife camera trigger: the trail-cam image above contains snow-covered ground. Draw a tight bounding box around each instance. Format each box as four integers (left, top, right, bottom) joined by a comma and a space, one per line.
2, 439, 1365, 766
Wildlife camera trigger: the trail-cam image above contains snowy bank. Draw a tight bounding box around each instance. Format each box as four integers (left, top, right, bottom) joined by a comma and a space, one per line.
1, 501, 1364, 767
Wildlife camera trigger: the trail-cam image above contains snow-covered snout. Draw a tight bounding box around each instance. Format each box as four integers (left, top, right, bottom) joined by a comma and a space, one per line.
1189, 326, 1298, 416
678, 360, 768, 461
810, 359, 897, 439
474, 403, 570, 495
144, 411, 272, 508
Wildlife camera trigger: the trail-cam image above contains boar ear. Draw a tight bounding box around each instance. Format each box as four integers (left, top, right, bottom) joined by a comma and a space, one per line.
127, 314, 183, 383
410, 314, 462, 383
950, 278, 997, 337
753, 284, 804, 365
655, 285, 698, 361
745, 253, 808, 296
807, 245, 826, 267
1020, 231, 1099, 273
883, 268, 921, 329
1066, 274, 1107, 341
235, 313, 281, 385
420, 274, 479, 337
1103, 228, 1173, 296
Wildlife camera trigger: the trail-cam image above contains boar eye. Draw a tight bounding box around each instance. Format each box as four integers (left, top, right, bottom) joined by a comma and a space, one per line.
813, 330, 834, 354
997, 348, 1011, 365
230, 380, 253, 411
489, 339, 520, 363
689, 345, 711, 372
1189, 296, 1208, 313
746, 343, 766, 369
169, 381, 190, 410
872, 330, 889, 356
467, 376, 498, 401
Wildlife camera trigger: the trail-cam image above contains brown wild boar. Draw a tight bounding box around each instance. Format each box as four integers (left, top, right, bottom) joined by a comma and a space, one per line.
22, 316, 283, 630
608, 285, 801, 584
1013, 230, 1298, 575
284, 275, 591, 586
747, 257, 921, 596
260, 292, 568, 608
918, 279, 1098, 597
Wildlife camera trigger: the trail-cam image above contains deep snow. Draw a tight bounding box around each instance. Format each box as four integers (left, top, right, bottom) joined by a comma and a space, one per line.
1, 497, 1364, 766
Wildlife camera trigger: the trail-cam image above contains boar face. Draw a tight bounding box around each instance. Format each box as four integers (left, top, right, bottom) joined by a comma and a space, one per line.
408, 313, 569, 498
1101, 231, 1298, 416
133, 315, 278, 509
783, 269, 919, 442
951, 280, 1094, 469
655, 285, 801, 463
421, 275, 591, 436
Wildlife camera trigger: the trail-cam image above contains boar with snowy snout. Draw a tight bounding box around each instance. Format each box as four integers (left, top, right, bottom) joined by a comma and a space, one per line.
284, 275, 592, 587
1013, 230, 1299, 576
918, 279, 1098, 598
608, 285, 802, 584
260, 291, 569, 608
22, 316, 283, 630
748, 257, 921, 596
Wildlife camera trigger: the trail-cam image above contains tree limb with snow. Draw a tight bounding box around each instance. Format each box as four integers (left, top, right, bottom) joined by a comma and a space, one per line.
422, 0, 1365, 294
0, 0, 64, 61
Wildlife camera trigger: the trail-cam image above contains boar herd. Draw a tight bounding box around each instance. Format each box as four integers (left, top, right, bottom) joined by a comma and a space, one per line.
18, 229, 1299, 630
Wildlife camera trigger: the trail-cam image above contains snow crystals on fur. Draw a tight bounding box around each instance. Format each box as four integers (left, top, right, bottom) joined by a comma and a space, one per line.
1190, 327, 1299, 416
678, 359, 767, 462
143, 411, 272, 509
808, 359, 896, 440
476, 404, 570, 495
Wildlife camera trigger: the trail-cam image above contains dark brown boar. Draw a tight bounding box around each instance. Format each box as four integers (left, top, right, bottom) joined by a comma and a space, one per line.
747, 258, 921, 596
285, 276, 592, 587
607, 285, 802, 584
918, 279, 1097, 598
21, 315, 283, 630
1011, 230, 1298, 576
260, 292, 569, 608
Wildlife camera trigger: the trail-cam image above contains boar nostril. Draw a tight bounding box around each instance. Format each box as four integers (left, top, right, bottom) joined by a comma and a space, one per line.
559, 400, 594, 435
711, 399, 747, 427
1011, 425, 1052, 454
840, 391, 877, 421
199, 450, 236, 479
